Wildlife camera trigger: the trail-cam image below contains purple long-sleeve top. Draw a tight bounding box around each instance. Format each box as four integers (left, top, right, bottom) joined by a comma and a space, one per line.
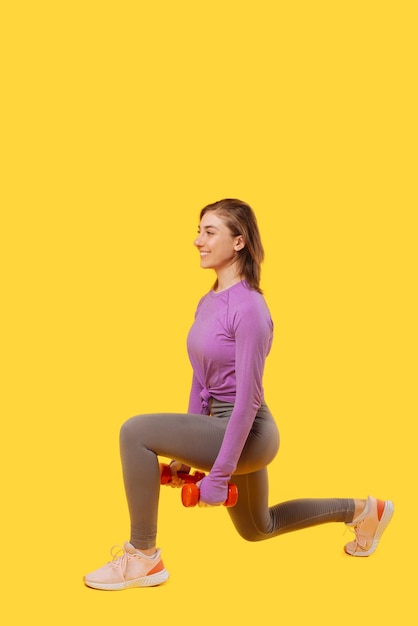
186, 280, 273, 505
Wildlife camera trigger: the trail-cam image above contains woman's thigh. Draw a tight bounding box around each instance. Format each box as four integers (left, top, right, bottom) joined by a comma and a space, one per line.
120, 402, 279, 474
120, 412, 228, 472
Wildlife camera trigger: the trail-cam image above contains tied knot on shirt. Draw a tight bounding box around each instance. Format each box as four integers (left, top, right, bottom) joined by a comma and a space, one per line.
199, 388, 211, 415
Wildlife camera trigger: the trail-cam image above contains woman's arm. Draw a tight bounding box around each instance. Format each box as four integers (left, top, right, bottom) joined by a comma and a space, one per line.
199, 304, 273, 505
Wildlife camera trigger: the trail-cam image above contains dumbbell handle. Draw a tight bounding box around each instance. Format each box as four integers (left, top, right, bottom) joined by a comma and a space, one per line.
181, 482, 238, 508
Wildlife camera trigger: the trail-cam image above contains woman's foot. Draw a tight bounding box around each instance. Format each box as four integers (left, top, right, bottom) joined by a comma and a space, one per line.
344, 496, 394, 557
84, 542, 169, 590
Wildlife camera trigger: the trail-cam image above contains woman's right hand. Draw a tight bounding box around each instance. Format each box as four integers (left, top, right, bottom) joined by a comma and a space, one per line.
168, 461, 191, 488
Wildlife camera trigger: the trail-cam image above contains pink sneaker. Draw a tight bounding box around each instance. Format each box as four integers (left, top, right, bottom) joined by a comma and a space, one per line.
344, 496, 394, 557
84, 542, 169, 590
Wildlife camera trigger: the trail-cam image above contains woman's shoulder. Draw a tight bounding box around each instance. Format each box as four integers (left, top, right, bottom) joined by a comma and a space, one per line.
229, 281, 271, 316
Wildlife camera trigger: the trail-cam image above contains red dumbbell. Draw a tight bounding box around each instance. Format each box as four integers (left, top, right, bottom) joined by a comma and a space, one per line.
181, 482, 238, 508
159, 463, 238, 508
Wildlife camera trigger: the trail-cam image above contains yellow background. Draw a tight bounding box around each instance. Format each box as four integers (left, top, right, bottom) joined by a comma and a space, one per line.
1, 1, 416, 623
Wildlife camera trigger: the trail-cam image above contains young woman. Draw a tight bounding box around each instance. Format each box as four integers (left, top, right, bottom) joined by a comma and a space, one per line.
84, 199, 394, 591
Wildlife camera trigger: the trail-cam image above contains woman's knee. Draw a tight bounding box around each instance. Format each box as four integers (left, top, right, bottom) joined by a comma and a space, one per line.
230, 520, 265, 542
119, 414, 149, 447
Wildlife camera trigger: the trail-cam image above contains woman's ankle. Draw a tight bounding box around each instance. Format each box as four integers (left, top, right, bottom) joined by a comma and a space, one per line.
352, 498, 367, 521
134, 545, 157, 556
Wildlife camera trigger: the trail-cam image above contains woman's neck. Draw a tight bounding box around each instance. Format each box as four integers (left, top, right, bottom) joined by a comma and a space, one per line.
214, 268, 243, 293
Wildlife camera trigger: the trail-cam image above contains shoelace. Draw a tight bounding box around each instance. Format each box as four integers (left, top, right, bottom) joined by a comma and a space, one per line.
347, 519, 368, 550
108, 546, 138, 577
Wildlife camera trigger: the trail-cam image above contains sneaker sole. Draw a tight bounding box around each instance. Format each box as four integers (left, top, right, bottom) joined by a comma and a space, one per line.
84, 568, 169, 591
345, 500, 394, 557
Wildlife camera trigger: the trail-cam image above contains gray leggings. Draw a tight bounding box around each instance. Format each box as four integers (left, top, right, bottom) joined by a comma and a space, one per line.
119, 399, 355, 549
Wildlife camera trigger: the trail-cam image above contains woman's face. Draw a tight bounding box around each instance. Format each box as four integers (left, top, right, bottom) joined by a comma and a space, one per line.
194, 211, 243, 272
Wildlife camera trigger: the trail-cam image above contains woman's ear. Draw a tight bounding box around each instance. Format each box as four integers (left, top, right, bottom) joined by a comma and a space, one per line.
234, 235, 245, 251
